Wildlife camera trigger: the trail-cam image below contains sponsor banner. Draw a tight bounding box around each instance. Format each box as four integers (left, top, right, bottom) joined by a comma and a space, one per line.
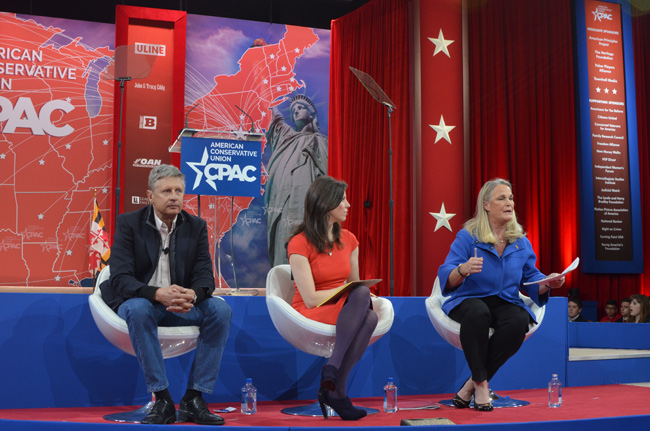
575, 0, 642, 272
180, 137, 262, 197
113, 5, 186, 221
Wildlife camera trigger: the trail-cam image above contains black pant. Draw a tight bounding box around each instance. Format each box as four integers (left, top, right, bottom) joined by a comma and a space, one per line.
449, 295, 531, 382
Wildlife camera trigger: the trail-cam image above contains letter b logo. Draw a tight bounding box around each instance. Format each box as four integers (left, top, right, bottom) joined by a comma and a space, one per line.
139, 116, 157, 130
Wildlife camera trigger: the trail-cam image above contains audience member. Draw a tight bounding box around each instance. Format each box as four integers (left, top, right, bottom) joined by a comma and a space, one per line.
568, 297, 589, 322
616, 298, 631, 322
629, 294, 650, 323
599, 299, 621, 322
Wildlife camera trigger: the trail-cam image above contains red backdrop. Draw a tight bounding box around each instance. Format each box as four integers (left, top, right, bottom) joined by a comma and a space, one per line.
329, 0, 650, 318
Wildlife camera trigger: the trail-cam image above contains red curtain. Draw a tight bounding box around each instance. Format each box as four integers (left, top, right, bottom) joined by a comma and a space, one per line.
329, 0, 412, 296
467, 0, 650, 313
633, 7, 650, 297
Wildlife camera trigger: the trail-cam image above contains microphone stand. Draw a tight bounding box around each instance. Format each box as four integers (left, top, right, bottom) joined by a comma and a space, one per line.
114, 76, 131, 228
349, 67, 397, 296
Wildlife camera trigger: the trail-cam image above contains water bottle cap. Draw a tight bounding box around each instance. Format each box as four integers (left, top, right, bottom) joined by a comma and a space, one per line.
388, 377, 394, 382
246, 378, 252, 384
552, 373, 558, 378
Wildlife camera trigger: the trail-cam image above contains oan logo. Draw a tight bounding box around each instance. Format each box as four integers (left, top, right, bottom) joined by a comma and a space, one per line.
133, 158, 162, 168
186, 148, 257, 192
139, 116, 157, 130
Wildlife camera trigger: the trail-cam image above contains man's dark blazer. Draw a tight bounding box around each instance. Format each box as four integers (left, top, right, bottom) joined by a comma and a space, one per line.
101, 205, 215, 312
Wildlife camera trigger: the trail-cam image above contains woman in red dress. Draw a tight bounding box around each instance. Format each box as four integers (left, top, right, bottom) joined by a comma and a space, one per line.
287, 176, 377, 421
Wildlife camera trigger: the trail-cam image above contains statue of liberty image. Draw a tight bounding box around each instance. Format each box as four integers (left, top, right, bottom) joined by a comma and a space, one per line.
265, 94, 328, 266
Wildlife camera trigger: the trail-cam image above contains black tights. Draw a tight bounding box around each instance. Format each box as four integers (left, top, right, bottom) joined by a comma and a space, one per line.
449, 296, 531, 382
326, 285, 378, 398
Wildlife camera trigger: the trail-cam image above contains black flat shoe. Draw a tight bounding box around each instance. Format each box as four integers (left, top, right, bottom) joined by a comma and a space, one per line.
141, 398, 176, 424
320, 365, 338, 392
177, 396, 225, 425
474, 401, 493, 412
451, 378, 473, 409
452, 393, 472, 409
317, 388, 366, 421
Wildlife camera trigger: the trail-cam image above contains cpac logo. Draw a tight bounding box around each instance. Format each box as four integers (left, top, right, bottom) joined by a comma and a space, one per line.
0, 96, 74, 137
592, 8, 613, 22
139, 116, 157, 130
187, 148, 257, 191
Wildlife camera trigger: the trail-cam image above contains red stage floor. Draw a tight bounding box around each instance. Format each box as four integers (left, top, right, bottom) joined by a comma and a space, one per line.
0, 385, 648, 427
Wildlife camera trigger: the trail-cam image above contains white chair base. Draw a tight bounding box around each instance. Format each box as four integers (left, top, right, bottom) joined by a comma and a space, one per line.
280, 401, 379, 417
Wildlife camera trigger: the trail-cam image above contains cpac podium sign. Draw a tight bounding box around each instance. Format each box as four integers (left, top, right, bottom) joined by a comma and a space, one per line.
180, 136, 261, 197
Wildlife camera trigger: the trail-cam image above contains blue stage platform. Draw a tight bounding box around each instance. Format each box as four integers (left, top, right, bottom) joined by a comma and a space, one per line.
0, 293, 570, 410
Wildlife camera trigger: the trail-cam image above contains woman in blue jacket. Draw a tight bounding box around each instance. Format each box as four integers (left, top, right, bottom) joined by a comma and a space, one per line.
437, 178, 565, 412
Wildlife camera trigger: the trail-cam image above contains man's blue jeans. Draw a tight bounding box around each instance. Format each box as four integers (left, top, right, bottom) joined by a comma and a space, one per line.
118, 296, 232, 394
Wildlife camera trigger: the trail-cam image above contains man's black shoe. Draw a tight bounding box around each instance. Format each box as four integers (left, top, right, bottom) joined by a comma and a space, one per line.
178, 396, 225, 425
141, 398, 176, 424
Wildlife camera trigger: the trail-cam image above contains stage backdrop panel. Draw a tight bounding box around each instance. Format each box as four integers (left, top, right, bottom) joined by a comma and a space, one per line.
0, 12, 114, 287
0, 10, 329, 292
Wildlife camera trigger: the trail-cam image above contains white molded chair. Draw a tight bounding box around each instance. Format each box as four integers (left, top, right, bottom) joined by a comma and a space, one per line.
266, 264, 394, 416
425, 276, 545, 408
89, 266, 201, 422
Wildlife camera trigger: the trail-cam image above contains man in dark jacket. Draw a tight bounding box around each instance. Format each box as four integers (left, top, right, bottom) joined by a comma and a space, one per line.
102, 164, 231, 425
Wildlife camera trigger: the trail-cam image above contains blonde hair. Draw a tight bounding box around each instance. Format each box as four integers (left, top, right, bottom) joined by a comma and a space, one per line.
463, 178, 525, 244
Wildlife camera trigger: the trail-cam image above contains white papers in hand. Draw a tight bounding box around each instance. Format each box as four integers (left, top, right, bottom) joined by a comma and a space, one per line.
523, 257, 580, 286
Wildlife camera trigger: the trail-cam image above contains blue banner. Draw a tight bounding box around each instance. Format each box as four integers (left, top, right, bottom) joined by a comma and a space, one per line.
180, 136, 262, 197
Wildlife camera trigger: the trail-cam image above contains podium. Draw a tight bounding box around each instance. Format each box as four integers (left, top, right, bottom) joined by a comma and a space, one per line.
171, 128, 264, 295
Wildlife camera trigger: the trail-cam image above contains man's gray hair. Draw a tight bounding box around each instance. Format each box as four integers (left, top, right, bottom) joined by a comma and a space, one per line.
148, 164, 185, 191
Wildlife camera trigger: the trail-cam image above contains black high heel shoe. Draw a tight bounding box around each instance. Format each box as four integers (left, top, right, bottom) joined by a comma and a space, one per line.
317, 388, 367, 421
320, 365, 338, 392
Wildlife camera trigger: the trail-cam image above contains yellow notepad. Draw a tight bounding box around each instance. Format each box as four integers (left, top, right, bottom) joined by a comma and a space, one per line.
316, 279, 382, 307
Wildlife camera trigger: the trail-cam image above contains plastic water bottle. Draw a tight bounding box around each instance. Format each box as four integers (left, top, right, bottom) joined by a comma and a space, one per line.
241, 378, 257, 414
548, 374, 562, 408
383, 377, 398, 413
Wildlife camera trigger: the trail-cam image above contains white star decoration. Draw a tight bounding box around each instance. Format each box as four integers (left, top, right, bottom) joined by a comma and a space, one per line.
38, 213, 44, 220
55, 276, 61, 281
103, 139, 109, 145
0, 153, 5, 159
66, 250, 72, 256
430, 203, 456, 232
39, 159, 45, 165
429, 115, 456, 144
234, 126, 247, 140
428, 29, 454, 58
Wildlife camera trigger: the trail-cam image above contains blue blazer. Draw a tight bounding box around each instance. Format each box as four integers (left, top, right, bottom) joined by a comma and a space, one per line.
437, 229, 548, 322
101, 205, 215, 312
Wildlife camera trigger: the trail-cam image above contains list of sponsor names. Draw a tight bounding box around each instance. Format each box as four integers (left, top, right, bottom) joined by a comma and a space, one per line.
585, 0, 632, 260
